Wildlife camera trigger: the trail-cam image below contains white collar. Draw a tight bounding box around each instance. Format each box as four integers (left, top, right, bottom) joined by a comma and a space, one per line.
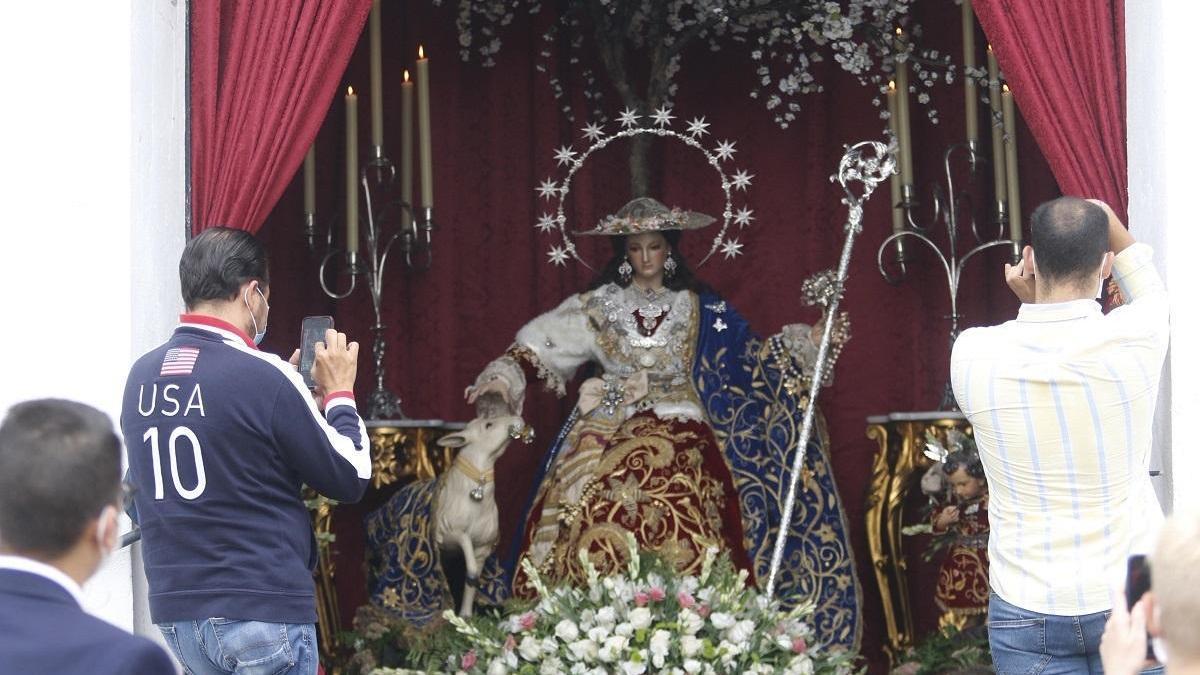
0, 555, 86, 607
1016, 298, 1102, 323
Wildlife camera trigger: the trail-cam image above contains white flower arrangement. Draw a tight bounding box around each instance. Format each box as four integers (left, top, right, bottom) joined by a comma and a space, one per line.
372, 533, 858, 674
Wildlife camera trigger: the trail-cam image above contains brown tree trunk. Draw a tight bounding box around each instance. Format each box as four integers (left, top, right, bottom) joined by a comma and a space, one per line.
629, 134, 652, 198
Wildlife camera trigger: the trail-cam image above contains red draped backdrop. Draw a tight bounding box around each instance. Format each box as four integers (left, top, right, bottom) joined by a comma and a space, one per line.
974, 0, 1128, 223
237, 2, 1069, 668
191, 0, 373, 234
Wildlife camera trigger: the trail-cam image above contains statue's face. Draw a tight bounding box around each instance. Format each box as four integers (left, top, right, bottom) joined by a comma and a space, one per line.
947, 467, 985, 501
625, 232, 669, 286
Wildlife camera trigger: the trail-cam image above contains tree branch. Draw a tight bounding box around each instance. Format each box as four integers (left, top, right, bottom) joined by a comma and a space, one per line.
664, 0, 821, 60
584, 0, 641, 110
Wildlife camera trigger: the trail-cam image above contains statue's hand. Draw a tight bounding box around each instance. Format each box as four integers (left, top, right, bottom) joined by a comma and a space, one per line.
780, 323, 819, 365
466, 378, 510, 405
466, 378, 515, 417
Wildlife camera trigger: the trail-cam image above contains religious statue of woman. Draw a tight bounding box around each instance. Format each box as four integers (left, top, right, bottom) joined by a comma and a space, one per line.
467, 197, 862, 648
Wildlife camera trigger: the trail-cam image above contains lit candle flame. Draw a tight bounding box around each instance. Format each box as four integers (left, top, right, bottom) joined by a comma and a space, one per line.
347, 85, 355, 96
403, 69, 410, 82
1002, 83, 1010, 93
987, 44, 993, 54
888, 80, 896, 91
418, 45, 425, 59
895, 27, 903, 37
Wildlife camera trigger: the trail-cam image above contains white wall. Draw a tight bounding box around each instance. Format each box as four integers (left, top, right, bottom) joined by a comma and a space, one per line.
0, 0, 187, 639
1126, 0, 1200, 512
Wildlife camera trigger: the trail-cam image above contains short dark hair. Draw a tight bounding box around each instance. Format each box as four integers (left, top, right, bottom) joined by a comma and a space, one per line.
1029, 197, 1109, 286
943, 450, 985, 481
180, 227, 270, 308
0, 399, 122, 557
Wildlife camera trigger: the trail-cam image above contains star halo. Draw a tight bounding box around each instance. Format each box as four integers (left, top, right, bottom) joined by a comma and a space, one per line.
533, 110, 754, 270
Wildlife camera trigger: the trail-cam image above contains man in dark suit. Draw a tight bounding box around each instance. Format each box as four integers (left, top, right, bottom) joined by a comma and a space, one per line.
0, 398, 175, 675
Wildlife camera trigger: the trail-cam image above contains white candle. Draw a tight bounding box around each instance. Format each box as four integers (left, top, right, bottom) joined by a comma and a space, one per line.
894, 28, 914, 185
345, 86, 359, 254
987, 45, 1007, 213
303, 143, 316, 216
887, 81, 904, 235
369, 0, 383, 150
400, 69, 414, 211
416, 45, 433, 210
962, 1, 979, 144
1002, 85, 1022, 244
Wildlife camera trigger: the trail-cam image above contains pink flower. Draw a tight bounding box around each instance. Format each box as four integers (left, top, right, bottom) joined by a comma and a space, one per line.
519, 612, 537, 631
461, 649, 477, 669
634, 591, 649, 607
697, 604, 711, 618
504, 634, 517, 651
649, 587, 666, 602
792, 636, 808, 654
676, 590, 695, 609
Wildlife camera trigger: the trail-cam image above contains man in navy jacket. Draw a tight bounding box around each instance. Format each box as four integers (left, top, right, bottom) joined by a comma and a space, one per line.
121, 227, 370, 674
0, 398, 175, 675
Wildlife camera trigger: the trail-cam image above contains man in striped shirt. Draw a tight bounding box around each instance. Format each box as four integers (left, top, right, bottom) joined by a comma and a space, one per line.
951, 197, 1168, 674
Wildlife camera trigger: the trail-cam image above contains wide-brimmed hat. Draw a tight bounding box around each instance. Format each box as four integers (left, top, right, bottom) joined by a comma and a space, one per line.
575, 197, 716, 236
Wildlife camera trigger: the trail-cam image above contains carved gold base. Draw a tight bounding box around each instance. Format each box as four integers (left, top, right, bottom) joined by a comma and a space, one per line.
864, 411, 971, 665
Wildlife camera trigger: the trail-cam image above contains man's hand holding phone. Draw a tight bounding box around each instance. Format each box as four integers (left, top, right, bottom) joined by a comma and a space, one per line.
1101, 591, 1151, 675
1004, 246, 1037, 304
1101, 555, 1159, 675
311, 328, 359, 400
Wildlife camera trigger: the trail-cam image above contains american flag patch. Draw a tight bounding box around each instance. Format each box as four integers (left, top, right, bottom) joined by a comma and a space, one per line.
160, 347, 199, 376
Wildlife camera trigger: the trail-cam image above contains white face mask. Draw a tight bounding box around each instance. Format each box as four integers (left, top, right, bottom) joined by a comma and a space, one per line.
242, 285, 270, 345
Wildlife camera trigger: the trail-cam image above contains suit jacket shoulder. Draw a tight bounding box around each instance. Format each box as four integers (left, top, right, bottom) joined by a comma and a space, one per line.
0, 570, 175, 675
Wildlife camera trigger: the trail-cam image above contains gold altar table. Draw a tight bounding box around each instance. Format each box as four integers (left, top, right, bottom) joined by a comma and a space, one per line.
864, 411, 971, 664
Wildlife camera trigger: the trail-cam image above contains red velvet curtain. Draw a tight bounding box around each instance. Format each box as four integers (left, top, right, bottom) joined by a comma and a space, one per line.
973, 0, 1128, 223
191, 0, 373, 234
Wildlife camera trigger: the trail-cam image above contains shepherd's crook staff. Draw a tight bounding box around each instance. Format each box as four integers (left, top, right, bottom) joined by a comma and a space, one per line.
765, 140, 897, 599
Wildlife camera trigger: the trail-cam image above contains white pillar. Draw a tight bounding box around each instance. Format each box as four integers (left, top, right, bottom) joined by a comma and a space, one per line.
129, 0, 190, 640
0, 0, 187, 641
1126, 0, 1200, 513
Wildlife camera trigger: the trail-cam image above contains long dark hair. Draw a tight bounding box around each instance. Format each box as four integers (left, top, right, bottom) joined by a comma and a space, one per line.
586, 230, 711, 294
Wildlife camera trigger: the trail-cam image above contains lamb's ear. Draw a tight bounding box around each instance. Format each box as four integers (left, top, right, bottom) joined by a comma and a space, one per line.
437, 433, 468, 449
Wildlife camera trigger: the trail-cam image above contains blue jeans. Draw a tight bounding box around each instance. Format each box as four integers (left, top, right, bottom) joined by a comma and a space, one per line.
989, 594, 1162, 675
157, 619, 317, 675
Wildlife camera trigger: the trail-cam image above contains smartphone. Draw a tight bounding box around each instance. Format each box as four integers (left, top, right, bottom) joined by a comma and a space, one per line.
299, 316, 335, 390
1125, 554, 1155, 661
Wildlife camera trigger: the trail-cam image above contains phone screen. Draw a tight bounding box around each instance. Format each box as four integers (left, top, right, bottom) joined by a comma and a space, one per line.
1125, 554, 1155, 661
299, 316, 334, 390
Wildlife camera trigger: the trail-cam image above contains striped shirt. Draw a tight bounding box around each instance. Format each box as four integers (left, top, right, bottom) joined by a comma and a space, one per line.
950, 243, 1168, 615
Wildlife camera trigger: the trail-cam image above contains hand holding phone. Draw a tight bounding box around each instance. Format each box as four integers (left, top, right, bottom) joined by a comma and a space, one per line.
1124, 555, 1156, 662
299, 316, 334, 390
311, 328, 359, 397
1101, 589, 1152, 675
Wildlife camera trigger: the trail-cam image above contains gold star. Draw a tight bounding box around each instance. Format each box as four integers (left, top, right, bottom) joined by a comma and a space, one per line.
381, 586, 401, 609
